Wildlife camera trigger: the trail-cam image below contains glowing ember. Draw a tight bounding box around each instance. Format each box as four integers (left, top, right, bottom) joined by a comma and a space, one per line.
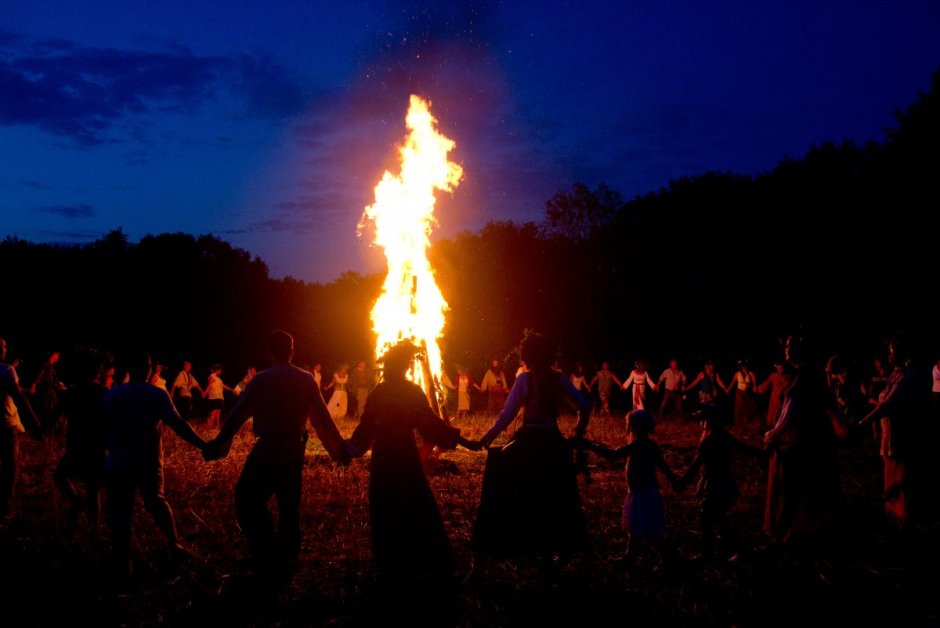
359, 95, 462, 391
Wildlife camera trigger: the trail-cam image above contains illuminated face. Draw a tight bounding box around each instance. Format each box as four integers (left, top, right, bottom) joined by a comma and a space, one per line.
491, 360, 499, 370
669, 360, 678, 370
184, 362, 192, 372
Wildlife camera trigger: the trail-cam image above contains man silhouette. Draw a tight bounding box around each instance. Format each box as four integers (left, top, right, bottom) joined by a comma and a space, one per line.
205, 330, 350, 574
103, 349, 206, 572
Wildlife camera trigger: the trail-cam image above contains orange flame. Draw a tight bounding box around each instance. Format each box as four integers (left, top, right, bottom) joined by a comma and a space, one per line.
359, 95, 462, 388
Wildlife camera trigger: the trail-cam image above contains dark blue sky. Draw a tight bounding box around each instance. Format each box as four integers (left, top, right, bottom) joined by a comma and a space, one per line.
2, 1, 939, 282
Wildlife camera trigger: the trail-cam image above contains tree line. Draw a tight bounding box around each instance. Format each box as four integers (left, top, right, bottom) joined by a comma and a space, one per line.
3, 70, 938, 383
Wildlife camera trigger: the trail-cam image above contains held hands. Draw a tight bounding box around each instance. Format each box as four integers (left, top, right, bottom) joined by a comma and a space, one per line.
203, 437, 232, 462
457, 436, 483, 451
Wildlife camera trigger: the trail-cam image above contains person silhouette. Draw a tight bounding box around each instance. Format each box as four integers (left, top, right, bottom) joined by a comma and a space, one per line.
103, 349, 206, 573
204, 330, 350, 576
345, 341, 478, 586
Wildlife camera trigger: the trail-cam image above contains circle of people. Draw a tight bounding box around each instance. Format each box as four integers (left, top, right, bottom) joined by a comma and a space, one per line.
0, 331, 937, 582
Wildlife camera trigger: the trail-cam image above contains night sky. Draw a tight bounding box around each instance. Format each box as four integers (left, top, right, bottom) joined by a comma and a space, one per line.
2, 1, 939, 282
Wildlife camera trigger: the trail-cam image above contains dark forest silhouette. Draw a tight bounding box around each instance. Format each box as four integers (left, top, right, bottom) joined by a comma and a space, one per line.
3, 70, 938, 381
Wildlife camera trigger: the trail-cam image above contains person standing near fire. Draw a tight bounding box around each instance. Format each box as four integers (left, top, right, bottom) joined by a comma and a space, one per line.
351, 360, 372, 420
480, 359, 508, 414
204, 330, 349, 576
205, 364, 234, 429
444, 365, 480, 419
590, 361, 623, 417
0, 337, 43, 525
170, 361, 203, 422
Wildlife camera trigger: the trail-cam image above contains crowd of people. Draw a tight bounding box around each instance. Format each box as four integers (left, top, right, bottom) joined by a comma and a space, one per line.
1, 330, 938, 613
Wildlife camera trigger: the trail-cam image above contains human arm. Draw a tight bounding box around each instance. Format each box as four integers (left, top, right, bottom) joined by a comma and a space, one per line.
721, 373, 735, 395
676, 448, 704, 491
731, 433, 768, 457
479, 376, 527, 447
160, 394, 206, 451
578, 438, 628, 460
5, 371, 42, 435
345, 406, 374, 458
308, 386, 350, 465
654, 444, 680, 488
764, 395, 794, 447
204, 391, 253, 459
684, 372, 704, 392
622, 372, 635, 390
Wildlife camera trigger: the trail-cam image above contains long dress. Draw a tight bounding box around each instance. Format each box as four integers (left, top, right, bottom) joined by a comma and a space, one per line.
624, 370, 653, 410
457, 374, 473, 412
347, 379, 460, 577
732, 370, 759, 424
474, 370, 591, 556
870, 366, 931, 524
327, 373, 348, 420
764, 366, 843, 542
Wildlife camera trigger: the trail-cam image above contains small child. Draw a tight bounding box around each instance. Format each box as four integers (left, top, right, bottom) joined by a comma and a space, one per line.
580, 409, 678, 561
677, 404, 765, 559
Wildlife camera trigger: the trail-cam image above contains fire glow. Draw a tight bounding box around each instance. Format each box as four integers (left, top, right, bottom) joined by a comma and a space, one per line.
359, 95, 462, 391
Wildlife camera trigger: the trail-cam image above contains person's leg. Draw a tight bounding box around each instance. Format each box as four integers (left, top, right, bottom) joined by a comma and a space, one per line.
53, 459, 81, 507
272, 441, 305, 565
658, 392, 671, 418
107, 470, 137, 569
138, 465, 183, 551
0, 427, 19, 520
236, 442, 278, 564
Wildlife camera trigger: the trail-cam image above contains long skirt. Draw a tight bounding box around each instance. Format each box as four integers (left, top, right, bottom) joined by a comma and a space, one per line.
327, 389, 347, 421
623, 488, 666, 540
734, 389, 759, 424
473, 426, 589, 556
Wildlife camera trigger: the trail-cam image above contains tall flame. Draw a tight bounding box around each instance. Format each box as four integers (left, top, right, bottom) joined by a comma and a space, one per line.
359, 95, 462, 388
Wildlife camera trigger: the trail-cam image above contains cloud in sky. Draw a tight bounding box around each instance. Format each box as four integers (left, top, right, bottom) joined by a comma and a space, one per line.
36, 203, 95, 218
0, 29, 306, 146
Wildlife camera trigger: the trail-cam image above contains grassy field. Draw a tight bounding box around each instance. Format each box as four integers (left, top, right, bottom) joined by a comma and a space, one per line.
1, 411, 937, 627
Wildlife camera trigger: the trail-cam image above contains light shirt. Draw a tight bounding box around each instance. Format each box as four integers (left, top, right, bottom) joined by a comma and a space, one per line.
659, 368, 686, 392
206, 373, 225, 400
0, 363, 24, 431
172, 370, 198, 397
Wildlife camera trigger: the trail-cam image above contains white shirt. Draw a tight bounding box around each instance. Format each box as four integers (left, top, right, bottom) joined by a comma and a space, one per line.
206, 373, 225, 400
